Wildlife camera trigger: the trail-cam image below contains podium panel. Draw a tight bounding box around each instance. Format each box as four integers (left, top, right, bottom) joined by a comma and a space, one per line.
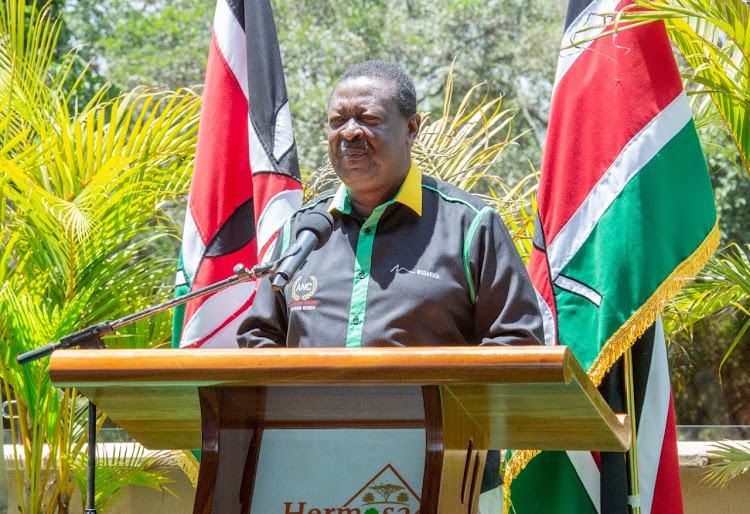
49, 346, 630, 514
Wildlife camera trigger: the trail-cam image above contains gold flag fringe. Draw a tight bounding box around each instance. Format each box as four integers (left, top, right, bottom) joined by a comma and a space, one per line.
502, 221, 720, 513
502, 449, 541, 514
173, 450, 200, 488
587, 222, 720, 387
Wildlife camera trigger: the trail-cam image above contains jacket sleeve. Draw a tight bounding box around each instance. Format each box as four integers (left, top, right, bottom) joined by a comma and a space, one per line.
469, 209, 544, 346
236, 227, 289, 348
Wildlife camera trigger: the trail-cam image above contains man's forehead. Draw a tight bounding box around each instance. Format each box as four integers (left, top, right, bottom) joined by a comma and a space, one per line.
329, 76, 399, 111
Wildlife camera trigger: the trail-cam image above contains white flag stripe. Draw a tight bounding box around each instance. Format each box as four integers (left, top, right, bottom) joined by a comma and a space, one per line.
181, 206, 206, 285
566, 450, 601, 513
213, 0, 249, 99
247, 112, 276, 173
637, 317, 670, 514
534, 288, 557, 346
554, 274, 602, 306
547, 92, 692, 278
174, 270, 187, 287
195, 302, 255, 349
272, 100, 295, 161
554, 0, 620, 89
256, 189, 303, 254
260, 237, 278, 264
180, 281, 256, 347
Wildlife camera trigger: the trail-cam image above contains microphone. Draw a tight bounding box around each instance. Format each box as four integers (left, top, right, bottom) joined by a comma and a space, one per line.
271, 211, 334, 291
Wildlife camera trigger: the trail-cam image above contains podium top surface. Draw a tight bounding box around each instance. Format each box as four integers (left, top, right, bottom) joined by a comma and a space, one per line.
49, 346, 630, 452
52, 345, 580, 386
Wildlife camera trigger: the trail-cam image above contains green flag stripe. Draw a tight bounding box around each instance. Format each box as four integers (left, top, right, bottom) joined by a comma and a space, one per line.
509, 450, 598, 513
546, 92, 693, 278
171, 251, 190, 349
555, 120, 716, 369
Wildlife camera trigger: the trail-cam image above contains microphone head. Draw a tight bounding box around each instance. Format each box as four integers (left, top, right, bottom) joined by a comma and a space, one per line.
295, 211, 334, 250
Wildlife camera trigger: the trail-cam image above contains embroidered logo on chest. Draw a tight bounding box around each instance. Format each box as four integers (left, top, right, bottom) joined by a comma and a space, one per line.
291, 275, 318, 300
390, 264, 440, 280
289, 275, 319, 312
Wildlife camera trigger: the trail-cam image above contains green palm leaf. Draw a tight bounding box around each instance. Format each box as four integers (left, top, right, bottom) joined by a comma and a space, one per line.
0, 0, 201, 511
703, 441, 750, 488
583, 0, 750, 176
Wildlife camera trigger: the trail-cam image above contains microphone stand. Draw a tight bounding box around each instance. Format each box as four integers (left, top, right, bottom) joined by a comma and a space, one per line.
16, 261, 278, 514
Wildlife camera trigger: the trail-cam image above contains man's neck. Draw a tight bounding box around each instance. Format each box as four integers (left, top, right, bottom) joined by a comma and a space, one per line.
348, 182, 402, 218
349, 198, 377, 218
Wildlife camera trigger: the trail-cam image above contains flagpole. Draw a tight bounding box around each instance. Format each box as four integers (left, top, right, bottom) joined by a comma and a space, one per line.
624, 347, 641, 514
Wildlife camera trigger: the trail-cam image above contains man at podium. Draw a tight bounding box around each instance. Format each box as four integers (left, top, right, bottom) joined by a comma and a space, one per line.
237, 60, 544, 512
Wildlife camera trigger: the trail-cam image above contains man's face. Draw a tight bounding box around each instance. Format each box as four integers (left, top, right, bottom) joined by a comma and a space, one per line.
328, 76, 420, 206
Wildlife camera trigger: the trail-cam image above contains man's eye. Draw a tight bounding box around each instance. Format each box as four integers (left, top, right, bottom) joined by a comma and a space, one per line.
329, 118, 343, 126
362, 115, 378, 122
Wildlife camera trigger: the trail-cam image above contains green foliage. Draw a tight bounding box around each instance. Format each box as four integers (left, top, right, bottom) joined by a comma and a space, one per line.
71, 442, 176, 511
667, 244, 750, 379
62, 0, 565, 179
601, 0, 750, 177
704, 441, 750, 488
275, 0, 564, 176
63, 0, 214, 94
699, 120, 750, 245
0, 0, 201, 511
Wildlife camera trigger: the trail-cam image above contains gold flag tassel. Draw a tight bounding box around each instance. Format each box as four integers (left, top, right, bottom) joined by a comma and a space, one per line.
503, 221, 720, 514
173, 449, 200, 488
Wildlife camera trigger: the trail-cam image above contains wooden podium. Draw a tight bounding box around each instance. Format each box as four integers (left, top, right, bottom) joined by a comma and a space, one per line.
49, 346, 630, 514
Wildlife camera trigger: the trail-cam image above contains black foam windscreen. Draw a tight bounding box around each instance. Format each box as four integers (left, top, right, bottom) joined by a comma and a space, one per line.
295, 211, 334, 250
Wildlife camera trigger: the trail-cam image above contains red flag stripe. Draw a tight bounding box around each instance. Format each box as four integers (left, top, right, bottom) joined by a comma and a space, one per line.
636, 318, 683, 513
182, 245, 258, 341
176, 0, 302, 349
538, 20, 682, 247
528, 247, 558, 345
652, 396, 684, 513
188, 32, 251, 244
554, 0, 621, 88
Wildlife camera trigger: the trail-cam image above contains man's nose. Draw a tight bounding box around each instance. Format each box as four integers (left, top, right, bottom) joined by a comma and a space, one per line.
340, 119, 363, 140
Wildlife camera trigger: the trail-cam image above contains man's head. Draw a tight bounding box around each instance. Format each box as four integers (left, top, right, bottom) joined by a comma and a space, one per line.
328, 61, 421, 213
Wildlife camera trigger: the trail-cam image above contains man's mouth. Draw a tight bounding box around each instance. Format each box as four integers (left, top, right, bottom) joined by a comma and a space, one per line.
341, 151, 366, 159
338, 142, 368, 157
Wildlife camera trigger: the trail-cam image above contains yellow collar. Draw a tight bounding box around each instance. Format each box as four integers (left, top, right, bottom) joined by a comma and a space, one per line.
328, 161, 422, 216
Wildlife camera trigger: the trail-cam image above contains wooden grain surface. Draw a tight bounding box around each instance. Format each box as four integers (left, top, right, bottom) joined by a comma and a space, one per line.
49, 346, 630, 452
49, 346, 573, 386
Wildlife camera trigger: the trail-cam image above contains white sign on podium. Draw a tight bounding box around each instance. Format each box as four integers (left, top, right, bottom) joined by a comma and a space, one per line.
251, 428, 425, 514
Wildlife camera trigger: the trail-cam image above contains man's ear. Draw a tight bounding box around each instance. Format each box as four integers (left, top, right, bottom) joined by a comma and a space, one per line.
406, 113, 421, 144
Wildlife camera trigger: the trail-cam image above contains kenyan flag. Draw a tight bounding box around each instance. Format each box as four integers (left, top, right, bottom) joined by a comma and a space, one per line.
504, 1, 718, 512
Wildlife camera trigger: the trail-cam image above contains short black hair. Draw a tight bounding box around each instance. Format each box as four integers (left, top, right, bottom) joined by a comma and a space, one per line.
336, 60, 417, 118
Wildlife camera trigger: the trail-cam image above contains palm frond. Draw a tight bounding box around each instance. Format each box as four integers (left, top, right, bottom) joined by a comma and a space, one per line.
0, 1, 202, 509
577, 0, 750, 176
413, 64, 520, 192
72, 442, 176, 511
703, 440, 750, 488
